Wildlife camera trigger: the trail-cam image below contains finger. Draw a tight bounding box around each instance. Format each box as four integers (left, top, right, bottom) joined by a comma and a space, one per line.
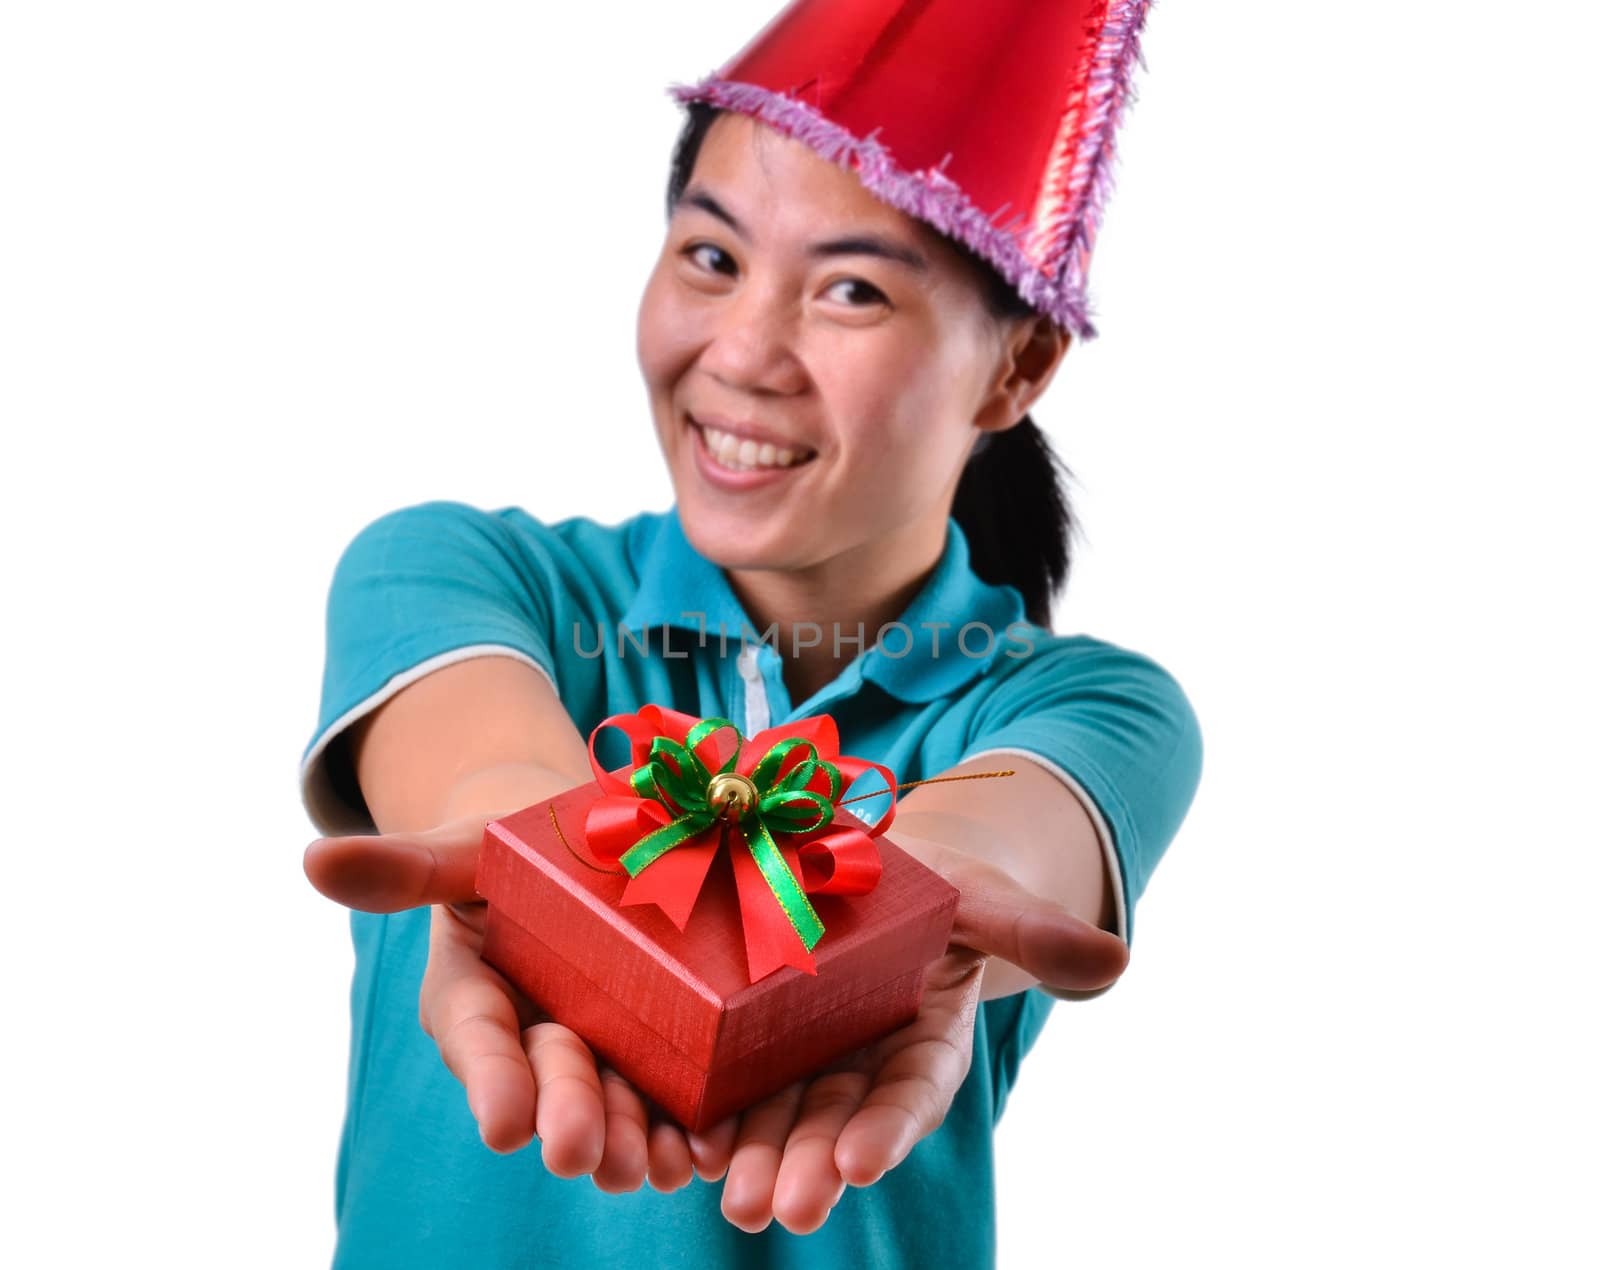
834, 1061, 959, 1188
947, 856, 1129, 992
422, 908, 535, 1154
524, 1022, 606, 1178
646, 1117, 695, 1193
591, 1068, 649, 1194
835, 955, 984, 1186
686, 1115, 739, 1183
721, 1082, 806, 1233
771, 1071, 871, 1234
304, 814, 489, 911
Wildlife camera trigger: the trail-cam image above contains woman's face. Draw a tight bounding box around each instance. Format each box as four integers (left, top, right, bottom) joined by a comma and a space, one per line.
636, 112, 1027, 575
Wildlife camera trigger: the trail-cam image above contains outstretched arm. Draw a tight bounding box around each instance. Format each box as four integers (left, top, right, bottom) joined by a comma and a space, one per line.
305, 653, 710, 1193
704, 753, 1128, 1235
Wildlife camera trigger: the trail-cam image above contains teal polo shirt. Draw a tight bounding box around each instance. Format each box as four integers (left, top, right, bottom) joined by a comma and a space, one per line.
300, 499, 1203, 1270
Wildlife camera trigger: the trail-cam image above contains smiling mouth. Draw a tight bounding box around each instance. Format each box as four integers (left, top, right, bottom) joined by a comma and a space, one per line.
688, 414, 818, 473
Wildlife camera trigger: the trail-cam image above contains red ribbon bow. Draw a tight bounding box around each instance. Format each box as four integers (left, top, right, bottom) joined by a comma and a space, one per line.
576, 705, 897, 983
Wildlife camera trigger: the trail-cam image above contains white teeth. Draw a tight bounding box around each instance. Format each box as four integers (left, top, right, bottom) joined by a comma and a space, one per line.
697, 421, 811, 472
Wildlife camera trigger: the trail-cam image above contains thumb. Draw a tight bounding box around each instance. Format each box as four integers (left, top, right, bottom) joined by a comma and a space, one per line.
302, 813, 491, 913
944, 854, 1130, 994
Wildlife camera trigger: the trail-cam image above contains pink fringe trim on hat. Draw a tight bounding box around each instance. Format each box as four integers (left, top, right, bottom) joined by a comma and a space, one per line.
667, 0, 1154, 341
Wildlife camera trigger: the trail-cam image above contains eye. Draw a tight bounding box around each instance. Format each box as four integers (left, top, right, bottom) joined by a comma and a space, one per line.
823, 277, 890, 309
682, 241, 736, 277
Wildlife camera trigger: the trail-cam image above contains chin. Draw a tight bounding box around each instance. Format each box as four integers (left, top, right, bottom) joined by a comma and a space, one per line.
676, 496, 800, 571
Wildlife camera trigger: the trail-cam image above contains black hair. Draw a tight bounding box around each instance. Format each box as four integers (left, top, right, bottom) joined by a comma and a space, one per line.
665, 102, 1077, 628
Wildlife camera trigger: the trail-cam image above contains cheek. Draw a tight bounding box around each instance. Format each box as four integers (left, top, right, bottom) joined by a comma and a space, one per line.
824, 338, 964, 458
636, 269, 700, 390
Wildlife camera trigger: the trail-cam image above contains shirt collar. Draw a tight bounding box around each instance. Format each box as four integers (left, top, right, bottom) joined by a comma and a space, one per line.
622, 505, 753, 638
622, 505, 1029, 705
860, 516, 1028, 703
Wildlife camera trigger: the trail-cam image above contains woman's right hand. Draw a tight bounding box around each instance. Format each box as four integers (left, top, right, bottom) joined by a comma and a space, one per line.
303, 816, 741, 1191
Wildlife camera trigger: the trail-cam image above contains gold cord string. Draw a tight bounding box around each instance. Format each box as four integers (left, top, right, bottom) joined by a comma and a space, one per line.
547, 802, 622, 874
837, 768, 1014, 806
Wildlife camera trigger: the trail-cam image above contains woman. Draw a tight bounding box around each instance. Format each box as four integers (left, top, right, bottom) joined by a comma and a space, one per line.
301, 3, 1201, 1265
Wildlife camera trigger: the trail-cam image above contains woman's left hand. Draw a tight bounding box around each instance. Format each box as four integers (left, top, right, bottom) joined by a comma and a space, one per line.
684, 838, 1130, 1235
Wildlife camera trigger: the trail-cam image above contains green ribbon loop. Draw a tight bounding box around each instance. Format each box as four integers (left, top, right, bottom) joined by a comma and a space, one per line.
615, 721, 843, 952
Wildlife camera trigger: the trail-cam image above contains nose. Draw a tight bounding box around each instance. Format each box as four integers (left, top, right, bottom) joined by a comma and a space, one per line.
697, 279, 808, 396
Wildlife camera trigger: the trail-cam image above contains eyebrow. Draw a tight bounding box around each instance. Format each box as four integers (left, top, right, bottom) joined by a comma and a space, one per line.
679, 184, 930, 273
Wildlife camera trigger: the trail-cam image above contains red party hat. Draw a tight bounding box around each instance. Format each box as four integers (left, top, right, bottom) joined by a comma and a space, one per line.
669, 0, 1155, 341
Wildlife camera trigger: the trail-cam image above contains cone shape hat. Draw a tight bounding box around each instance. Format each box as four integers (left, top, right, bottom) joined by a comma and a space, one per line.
670, 0, 1155, 340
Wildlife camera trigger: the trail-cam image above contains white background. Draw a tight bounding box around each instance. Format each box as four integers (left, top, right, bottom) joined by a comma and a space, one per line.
3, 2, 1595, 1266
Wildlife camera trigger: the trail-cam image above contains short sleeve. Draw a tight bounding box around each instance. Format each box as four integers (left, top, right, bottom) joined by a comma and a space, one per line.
299, 500, 561, 835
959, 637, 1203, 956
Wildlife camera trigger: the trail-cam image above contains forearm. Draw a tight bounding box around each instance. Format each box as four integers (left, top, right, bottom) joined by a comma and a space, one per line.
890, 788, 1115, 1001
350, 656, 594, 835
901, 806, 1111, 924
430, 760, 589, 833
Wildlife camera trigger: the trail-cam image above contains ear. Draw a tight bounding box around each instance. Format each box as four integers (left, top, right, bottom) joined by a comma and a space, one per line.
973, 316, 1071, 435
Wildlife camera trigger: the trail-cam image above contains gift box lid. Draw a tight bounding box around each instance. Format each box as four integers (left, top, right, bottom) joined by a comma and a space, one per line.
478, 777, 959, 1069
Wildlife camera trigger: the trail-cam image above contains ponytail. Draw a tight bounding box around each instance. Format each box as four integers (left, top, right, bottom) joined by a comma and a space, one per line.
666, 101, 1078, 629
952, 416, 1075, 628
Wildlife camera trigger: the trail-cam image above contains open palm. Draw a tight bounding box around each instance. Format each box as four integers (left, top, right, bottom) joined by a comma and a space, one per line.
303, 817, 1128, 1224
699, 837, 1127, 1233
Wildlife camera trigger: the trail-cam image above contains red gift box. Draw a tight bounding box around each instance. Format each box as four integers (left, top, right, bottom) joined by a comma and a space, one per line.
473, 707, 960, 1133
